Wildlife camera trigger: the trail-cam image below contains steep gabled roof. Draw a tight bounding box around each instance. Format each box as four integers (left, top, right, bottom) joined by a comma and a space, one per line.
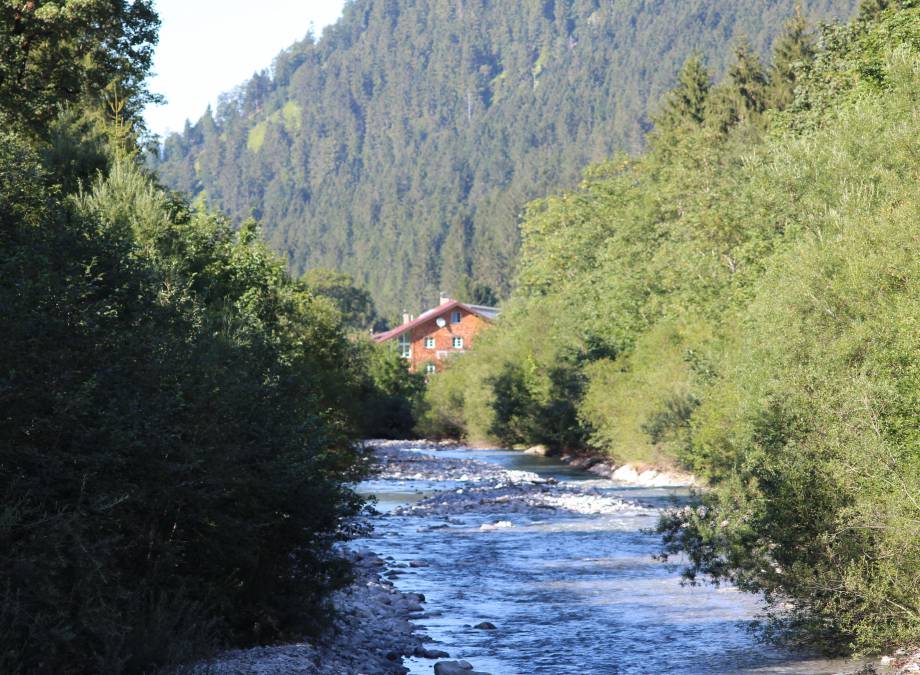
373, 300, 499, 343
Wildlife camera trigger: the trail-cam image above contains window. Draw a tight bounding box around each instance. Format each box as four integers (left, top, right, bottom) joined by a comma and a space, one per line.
397, 335, 411, 359
451, 310, 462, 324
452, 337, 464, 349
425, 363, 437, 375
424, 336, 435, 349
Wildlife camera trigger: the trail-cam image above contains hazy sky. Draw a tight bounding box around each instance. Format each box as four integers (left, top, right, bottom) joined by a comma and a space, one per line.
145, 0, 346, 139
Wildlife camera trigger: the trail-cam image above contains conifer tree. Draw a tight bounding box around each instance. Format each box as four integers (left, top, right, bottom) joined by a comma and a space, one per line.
769, 5, 816, 110
857, 0, 893, 21
705, 38, 769, 133
653, 53, 712, 132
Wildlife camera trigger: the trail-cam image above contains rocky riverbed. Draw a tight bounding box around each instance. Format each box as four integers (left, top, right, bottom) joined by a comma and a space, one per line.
195, 441, 912, 674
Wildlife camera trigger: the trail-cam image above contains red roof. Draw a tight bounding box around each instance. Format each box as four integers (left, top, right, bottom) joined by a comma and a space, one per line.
373, 300, 499, 343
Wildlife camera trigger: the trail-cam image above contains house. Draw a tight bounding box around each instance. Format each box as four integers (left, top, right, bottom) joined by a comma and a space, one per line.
373, 295, 499, 374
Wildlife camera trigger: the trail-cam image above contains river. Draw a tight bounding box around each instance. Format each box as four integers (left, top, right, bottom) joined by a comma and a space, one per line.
356, 440, 881, 675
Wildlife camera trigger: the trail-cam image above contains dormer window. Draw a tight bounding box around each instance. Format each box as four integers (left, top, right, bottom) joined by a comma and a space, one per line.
451, 310, 462, 323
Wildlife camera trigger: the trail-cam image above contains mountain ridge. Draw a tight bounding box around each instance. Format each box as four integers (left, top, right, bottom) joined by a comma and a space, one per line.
155, 0, 859, 317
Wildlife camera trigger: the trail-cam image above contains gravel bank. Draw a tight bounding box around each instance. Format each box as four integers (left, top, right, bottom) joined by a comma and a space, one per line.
195, 548, 432, 674
889, 648, 920, 673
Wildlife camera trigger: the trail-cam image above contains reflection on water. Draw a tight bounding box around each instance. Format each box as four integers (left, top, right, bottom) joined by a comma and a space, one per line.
357, 442, 878, 675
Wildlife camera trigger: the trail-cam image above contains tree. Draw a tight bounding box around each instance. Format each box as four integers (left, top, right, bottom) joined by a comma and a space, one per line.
653, 53, 712, 131
857, 0, 893, 21
302, 267, 379, 330
769, 5, 817, 110
0, 0, 160, 135
457, 276, 499, 306
706, 38, 769, 132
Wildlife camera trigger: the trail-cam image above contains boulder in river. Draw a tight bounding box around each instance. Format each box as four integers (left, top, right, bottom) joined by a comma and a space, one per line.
434, 660, 492, 675
473, 621, 496, 630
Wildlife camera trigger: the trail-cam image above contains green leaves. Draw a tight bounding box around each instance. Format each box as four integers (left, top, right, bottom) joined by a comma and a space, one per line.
0, 1, 160, 136
2, 146, 373, 671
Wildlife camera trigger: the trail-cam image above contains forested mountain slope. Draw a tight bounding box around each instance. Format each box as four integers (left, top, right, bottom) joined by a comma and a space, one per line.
154, 0, 857, 316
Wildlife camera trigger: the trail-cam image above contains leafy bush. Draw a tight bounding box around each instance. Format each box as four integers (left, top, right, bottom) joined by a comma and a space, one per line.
662, 44, 920, 648
0, 136, 368, 673
355, 340, 426, 438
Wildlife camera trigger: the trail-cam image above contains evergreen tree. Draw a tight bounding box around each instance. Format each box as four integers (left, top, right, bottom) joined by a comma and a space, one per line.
769, 5, 817, 110
706, 38, 770, 133
653, 53, 712, 131
857, 0, 894, 20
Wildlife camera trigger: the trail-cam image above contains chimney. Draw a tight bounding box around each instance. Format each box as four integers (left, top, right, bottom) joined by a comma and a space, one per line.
439, 291, 451, 306
402, 310, 411, 325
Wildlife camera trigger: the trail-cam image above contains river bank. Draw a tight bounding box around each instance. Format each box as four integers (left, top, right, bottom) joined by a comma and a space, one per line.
195, 547, 433, 674
459, 440, 699, 488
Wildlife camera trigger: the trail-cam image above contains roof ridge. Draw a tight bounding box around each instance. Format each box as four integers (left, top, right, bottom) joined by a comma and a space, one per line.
373, 299, 499, 343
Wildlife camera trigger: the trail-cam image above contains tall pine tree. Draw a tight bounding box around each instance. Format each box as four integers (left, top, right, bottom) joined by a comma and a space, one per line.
769, 6, 817, 110
653, 53, 713, 132
706, 38, 769, 133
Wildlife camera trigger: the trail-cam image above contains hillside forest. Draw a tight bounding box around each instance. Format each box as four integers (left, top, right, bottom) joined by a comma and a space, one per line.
153, 0, 858, 318
423, 0, 920, 654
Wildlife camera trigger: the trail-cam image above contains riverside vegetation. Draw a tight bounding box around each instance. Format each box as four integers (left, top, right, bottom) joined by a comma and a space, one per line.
0, 1, 421, 672
423, 0, 920, 656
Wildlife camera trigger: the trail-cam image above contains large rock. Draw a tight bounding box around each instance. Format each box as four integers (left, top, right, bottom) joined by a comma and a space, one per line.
587, 462, 614, 477
610, 463, 698, 487
434, 661, 491, 675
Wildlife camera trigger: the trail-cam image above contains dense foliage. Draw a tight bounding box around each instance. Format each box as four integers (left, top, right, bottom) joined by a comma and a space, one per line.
2, 144, 372, 672
153, 0, 857, 317
423, 1, 920, 652
0, 3, 419, 672
0, 0, 160, 134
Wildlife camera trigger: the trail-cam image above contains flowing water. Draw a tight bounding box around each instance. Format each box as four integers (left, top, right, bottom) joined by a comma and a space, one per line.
356, 441, 882, 675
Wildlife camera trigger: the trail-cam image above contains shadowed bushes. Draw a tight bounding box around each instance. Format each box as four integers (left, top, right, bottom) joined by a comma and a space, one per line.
0, 135, 369, 672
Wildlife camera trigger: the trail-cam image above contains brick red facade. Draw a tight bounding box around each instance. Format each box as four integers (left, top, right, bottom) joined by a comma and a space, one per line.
373, 300, 497, 374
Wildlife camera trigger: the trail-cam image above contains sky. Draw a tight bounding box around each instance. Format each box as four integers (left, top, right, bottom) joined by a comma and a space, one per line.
144, 0, 346, 139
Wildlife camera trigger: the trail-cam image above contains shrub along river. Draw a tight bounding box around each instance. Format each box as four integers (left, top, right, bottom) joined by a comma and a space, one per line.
358, 440, 884, 675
